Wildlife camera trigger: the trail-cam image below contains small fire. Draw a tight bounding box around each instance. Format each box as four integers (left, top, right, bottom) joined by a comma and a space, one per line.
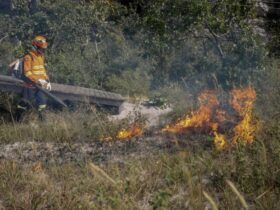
231, 87, 257, 144
212, 123, 227, 150
116, 124, 143, 140
102, 87, 257, 150
162, 90, 219, 133
102, 124, 143, 141
214, 131, 227, 150
162, 87, 258, 150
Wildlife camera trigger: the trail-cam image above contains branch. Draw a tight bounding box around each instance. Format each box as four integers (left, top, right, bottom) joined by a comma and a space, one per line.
205, 22, 225, 59
0, 35, 8, 44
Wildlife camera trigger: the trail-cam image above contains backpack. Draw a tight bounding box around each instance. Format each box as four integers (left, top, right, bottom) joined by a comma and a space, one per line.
8, 58, 24, 79
8, 53, 34, 79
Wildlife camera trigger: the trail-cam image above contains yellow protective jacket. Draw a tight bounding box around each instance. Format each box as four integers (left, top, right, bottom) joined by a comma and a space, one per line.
23, 50, 49, 82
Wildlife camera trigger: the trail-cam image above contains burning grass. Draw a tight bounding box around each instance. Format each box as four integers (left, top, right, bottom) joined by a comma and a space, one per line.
102, 123, 144, 141
0, 87, 260, 152
162, 86, 259, 150
98, 86, 259, 151
116, 124, 143, 140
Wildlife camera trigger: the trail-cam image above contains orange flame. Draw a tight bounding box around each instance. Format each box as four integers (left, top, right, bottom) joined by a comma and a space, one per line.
231, 86, 257, 144
116, 125, 143, 140
102, 87, 257, 149
212, 123, 227, 150
102, 124, 143, 141
162, 90, 219, 133
162, 87, 258, 150
214, 131, 227, 150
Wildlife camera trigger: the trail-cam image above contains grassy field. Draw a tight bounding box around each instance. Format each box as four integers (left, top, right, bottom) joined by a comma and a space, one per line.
0, 60, 279, 209
0, 116, 278, 210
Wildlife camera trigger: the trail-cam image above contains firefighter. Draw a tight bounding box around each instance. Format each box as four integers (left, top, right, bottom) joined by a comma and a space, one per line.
16, 35, 51, 121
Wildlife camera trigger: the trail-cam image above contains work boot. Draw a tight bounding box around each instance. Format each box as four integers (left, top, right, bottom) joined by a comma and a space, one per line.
14, 105, 27, 122
38, 104, 47, 121
38, 111, 45, 121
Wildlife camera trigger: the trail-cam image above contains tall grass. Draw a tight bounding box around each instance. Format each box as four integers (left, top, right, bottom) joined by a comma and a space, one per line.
0, 120, 278, 210
0, 109, 124, 144
0, 59, 278, 209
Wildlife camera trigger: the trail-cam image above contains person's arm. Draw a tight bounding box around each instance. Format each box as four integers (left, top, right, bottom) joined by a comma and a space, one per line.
23, 54, 36, 82
42, 56, 51, 90
43, 56, 49, 81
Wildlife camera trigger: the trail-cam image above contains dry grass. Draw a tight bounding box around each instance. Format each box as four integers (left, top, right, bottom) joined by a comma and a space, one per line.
0, 109, 125, 144
0, 61, 278, 209
226, 180, 249, 210
0, 120, 278, 210
203, 191, 219, 210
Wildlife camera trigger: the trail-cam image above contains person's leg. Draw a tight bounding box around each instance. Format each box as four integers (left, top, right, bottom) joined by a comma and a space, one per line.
15, 87, 33, 121
35, 90, 47, 120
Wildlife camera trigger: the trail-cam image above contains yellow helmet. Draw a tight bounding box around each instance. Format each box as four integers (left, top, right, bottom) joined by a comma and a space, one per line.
32, 35, 48, 49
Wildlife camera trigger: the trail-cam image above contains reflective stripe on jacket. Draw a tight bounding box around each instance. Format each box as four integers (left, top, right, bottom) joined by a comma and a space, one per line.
23, 50, 49, 82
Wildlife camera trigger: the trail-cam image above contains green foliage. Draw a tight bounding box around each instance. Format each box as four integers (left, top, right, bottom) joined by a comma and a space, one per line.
266, 18, 280, 57
0, 0, 272, 95
257, 58, 280, 119
105, 69, 150, 97
136, 0, 266, 88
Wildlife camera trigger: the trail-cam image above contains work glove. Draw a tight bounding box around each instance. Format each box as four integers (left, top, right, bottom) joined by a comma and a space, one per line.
38, 79, 48, 87
46, 82, 51, 91
37, 79, 51, 91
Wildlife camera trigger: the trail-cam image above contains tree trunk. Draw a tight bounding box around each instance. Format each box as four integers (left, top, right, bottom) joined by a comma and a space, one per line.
29, 0, 39, 13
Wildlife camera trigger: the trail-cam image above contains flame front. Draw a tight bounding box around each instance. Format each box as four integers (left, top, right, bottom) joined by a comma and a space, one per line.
231, 87, 257, 144
162, 90, 219, 133
162, 87, 258, 150
102, 87, 257, 150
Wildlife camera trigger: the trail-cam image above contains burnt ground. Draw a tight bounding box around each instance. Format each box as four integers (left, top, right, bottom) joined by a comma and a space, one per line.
0, 102, 214, 165
0, 134, 212, 165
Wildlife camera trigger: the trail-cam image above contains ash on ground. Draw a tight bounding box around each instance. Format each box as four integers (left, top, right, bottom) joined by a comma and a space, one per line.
0, 134, 211, 164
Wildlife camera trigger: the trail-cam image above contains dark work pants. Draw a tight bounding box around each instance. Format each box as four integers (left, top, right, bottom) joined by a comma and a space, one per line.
17, 86, 47, 112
